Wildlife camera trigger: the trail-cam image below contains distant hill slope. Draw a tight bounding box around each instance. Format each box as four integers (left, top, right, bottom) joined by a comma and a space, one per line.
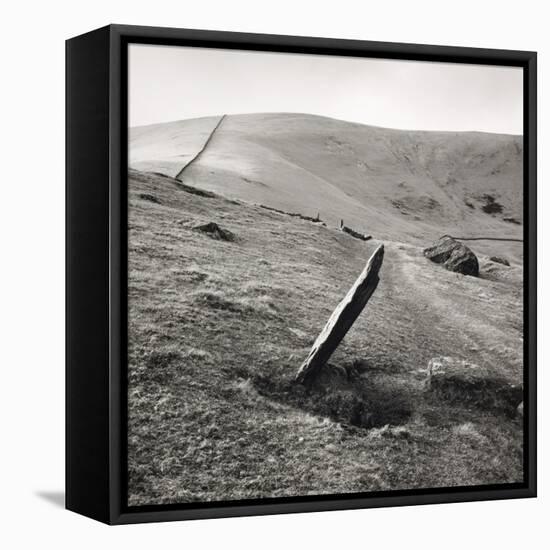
130, 116, 223, 177
129, 113, 523, 258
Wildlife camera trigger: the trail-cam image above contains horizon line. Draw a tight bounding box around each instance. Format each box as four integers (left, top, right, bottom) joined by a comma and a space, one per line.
129, 111, 523, 137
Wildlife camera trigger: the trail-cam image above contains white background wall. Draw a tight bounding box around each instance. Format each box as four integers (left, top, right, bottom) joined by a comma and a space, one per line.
1, 0, 546, 547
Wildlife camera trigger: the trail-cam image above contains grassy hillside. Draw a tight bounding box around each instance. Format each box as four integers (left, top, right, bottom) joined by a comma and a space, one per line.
130, 113, 523, 261
127, 169, 523, 506
129, 116, 223, 178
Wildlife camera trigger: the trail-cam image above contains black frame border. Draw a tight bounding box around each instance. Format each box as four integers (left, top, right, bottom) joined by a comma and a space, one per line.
69, 24, 537, 525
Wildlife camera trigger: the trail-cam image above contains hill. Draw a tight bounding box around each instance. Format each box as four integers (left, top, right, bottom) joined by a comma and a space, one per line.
130, 113, 523, 260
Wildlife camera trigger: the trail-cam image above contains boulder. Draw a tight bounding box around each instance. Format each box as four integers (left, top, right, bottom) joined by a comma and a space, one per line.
424, 236, 479, 276
193, 222, 235, 242
425, 356, 523, 415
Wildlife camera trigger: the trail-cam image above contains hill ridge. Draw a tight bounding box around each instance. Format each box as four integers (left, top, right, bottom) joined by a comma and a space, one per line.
130, 112, 522, 260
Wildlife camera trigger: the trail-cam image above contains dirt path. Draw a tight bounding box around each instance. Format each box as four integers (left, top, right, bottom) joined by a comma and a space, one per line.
382, 243, 523, 381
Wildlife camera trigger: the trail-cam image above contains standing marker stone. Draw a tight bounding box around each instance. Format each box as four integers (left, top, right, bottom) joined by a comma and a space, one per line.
295, 244, 384, 386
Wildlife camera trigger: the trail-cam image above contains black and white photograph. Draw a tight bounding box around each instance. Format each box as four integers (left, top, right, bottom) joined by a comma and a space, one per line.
127, 44, 527, 506
3, 0, 548, 545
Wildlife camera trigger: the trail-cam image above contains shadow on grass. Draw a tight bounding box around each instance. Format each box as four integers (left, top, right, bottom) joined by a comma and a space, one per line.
253, 360, 414, 429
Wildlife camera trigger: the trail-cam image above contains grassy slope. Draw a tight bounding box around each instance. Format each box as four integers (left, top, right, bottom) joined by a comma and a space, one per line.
128, 169, 523, 506
129, 116, 222, 178
130, 113, 523, 261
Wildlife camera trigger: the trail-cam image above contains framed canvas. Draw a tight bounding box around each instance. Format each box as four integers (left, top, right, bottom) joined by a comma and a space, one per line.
66, 24, 537, 525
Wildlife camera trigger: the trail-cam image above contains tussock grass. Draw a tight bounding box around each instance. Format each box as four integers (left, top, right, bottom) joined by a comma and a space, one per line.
192, 289, 279, 317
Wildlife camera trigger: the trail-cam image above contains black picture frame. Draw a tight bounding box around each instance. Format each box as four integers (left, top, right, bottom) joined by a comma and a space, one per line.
66, 24, 537, 525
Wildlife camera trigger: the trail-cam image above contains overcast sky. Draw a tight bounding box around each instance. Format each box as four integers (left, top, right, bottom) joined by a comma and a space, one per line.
129, 44, 523, 134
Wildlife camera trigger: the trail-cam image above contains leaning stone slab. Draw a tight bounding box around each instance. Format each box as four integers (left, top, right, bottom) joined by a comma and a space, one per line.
425, 356, 523, 415
295, 244, 384, 386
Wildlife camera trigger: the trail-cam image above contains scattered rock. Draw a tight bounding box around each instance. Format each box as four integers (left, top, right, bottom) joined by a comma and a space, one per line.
489, 256, 510, 266
424, 236, 479, 276
517, 401, 524, 418
192, 222, 235, 241
138, 193, 161, 204
425, 356, 523, 415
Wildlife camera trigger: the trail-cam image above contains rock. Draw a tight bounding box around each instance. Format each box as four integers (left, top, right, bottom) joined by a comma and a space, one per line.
193, 222, 235, 241
424, 236, 479, 276
295, 245, 384, 385
425, 356, 523, 414
489, 256, 510, 266
138, 193, 161, 204
517, 401, 524, 418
